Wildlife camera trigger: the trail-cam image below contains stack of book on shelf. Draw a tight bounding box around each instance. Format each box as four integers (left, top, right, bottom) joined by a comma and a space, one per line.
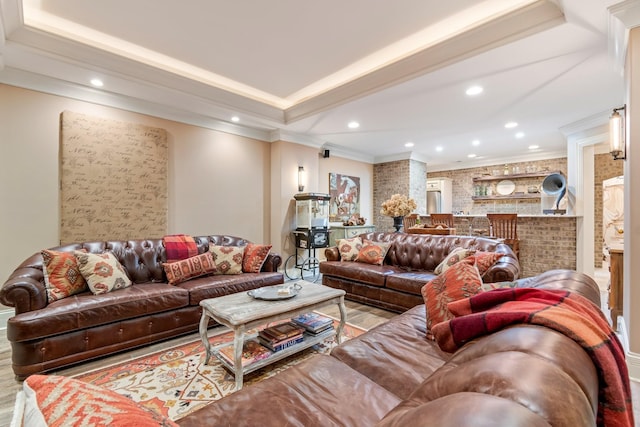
291, 312, 334, 334
218, 339, 272, 368
258, 322, 306, 352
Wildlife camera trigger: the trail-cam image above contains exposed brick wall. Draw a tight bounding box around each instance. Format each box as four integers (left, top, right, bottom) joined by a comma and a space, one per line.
374, 159, 426, 231
374, 160, 411, 232
594, 153, 624, 267
428, 158, 567, 215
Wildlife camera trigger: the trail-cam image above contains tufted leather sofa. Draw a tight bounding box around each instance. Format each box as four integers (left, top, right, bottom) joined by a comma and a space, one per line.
0, 235, 283, 379
179, 270, 606, 427
320, 232, 521, 312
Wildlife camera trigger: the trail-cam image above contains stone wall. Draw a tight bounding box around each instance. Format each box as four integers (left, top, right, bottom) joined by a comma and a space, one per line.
594, 153, 624, 267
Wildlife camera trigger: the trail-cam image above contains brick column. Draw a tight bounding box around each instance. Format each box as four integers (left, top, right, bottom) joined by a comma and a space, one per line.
373, 159, 426, 231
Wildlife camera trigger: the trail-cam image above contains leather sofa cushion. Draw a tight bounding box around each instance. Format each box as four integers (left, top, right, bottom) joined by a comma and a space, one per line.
178, 272, 283, 305
8, 283, 189, 342
179, 355, 402, 427
377, 392, 552, 427
319, 261, 399, 287
330, 305, 448, 400
385, 272, 436, 295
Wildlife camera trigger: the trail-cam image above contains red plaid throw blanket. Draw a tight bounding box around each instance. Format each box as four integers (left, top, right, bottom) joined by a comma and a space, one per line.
432, 288, 634, 427
163, 234, 198, 263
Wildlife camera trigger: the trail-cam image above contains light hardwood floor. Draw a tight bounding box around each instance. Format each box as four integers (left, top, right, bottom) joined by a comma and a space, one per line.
1, 300, 638, 426
0, 300, 395, 426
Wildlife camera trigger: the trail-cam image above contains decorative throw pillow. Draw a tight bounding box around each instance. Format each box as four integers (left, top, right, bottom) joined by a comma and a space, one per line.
355, 240, 390, 266
472, 251, 505, 276
242, 243, 272, 273
22, 374, 178, 427
336, 237, 363, 261
209, 245, 245, 275
42, 249, 87, 302
434, 248, 476, 275
74, 251, 132, 295
163, 252, 217, 285
421, 257, 483, 339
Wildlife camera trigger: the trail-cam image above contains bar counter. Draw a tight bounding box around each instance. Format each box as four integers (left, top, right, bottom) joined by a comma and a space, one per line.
423, 214, 579, 278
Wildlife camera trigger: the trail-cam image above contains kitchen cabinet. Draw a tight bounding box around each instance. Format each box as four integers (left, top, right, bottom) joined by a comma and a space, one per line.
329, 225, 375, 247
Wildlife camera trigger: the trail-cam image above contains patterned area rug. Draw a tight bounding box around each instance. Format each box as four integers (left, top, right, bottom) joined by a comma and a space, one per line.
73, 317, 365, 421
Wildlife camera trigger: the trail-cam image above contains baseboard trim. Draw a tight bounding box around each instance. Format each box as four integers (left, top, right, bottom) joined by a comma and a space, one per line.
618, 317, 640, 380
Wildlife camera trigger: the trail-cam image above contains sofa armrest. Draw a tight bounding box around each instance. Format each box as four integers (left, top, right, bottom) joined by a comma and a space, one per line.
483, 255, 521, 283
261, 252, 282, 272
0, 268, 48, 314
325, 247, 340, 261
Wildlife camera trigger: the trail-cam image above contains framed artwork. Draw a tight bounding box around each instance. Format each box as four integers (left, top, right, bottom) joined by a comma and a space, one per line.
329, 173, 360, 221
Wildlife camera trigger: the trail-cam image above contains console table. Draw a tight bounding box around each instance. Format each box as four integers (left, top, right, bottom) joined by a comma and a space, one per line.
329, 225, 375, 247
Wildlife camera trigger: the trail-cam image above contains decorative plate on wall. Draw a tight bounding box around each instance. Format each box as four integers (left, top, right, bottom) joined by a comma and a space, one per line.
496, 180, 516, 195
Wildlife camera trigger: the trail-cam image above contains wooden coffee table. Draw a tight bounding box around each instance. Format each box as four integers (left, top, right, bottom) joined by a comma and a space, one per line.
198, 280, 347, 390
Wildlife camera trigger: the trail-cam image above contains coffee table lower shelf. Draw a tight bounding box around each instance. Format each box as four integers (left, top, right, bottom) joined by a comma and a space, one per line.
213, 328, 336, 375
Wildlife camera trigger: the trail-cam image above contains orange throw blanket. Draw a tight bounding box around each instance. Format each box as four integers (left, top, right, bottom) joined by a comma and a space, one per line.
163, 234, 198, 263
432, 288, 634, 427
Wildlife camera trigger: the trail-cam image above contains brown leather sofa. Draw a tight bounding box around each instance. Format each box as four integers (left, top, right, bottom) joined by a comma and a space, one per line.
179, 269, 605, 426
320, 232, 521, 312
0, 235, 283, 379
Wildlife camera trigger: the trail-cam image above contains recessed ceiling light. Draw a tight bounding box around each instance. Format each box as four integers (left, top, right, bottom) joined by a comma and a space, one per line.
435, 146, 443, 152
347, 121, 360, 129
471, 139, 480, 146
404, 142, 414, 148
515, 132, 525, 139
467, 153, 477, 158
528, 145, 539, 150
465, 85, 483, 96
231, 116, 240, 122
90, 78, 104, 87
505, 121, 518, 129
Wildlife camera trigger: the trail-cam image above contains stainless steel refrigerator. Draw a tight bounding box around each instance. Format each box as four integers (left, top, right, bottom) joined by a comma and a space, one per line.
426, 178, 452, 214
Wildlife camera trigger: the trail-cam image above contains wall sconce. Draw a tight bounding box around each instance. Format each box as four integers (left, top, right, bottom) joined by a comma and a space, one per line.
609, 105, 626, 160
298, 166, 305, 192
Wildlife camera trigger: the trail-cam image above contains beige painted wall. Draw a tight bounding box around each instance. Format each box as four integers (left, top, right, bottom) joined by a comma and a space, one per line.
0, 84, 271, 284
269, 141, 374, 262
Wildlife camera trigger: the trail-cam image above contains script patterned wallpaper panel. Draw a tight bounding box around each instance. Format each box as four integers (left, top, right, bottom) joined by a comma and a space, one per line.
60, 111, 168, 243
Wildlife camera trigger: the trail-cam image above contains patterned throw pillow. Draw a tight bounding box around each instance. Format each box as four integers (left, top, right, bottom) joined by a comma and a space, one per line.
163, 252, 217, 285
209, 245, 245, 275
336, 237, 363, 261
41, 249, 87, 302
355, 240, 390, 266
74, 251, 132, 295
421, 257, 483, 339
242, 243, 272, 273
21, 374, 178, 427
434, 248, 476, 275
472, 251, 505, 276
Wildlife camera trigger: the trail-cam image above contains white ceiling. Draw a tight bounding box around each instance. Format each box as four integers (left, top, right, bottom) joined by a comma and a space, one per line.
0, 0, 627, 170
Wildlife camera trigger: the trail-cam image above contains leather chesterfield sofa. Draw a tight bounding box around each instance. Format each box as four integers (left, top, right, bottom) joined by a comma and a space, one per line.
179, 269, 610, 427
0, 235, 283, 379
320, 232, 521, 312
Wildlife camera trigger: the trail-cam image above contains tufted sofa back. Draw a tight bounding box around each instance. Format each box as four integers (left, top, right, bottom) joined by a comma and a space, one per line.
360, 232, 518, 275
1, 235, 273, 314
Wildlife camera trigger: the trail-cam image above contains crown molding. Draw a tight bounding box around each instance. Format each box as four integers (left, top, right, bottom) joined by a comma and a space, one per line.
284, 0, 564, 123
0, 65, 274, 141
608, 0, 640, 73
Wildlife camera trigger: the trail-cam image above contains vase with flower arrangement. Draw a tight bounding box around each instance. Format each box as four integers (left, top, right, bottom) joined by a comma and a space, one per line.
380, 194, 417, 232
